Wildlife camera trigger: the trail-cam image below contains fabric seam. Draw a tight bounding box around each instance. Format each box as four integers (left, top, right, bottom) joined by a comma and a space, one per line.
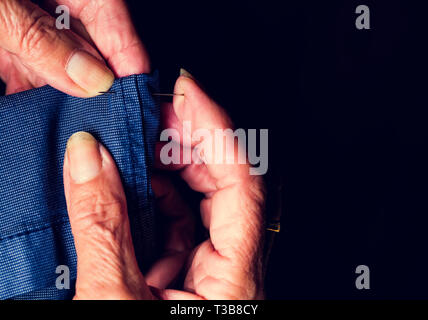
118, 77, 141, 210
0, 217, 68, 243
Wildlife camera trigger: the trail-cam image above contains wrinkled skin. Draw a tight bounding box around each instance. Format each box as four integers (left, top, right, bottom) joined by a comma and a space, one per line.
0, 0, 149, 96
0, 0, 266, 300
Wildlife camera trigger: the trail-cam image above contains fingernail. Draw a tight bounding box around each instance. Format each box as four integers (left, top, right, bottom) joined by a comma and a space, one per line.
66, 50, 114, 97
180, 68, 195, 80
66, 132, 102, 184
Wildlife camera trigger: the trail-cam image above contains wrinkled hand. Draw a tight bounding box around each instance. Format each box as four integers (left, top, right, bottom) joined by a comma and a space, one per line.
0, 0, 149, 96
63, 72, 266, 300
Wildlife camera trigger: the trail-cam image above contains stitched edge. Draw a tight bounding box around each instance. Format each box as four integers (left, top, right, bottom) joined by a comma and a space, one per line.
0, 217, 68, 243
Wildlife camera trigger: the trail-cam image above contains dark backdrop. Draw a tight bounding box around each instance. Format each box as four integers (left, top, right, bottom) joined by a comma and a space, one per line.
1, 0, 427, 299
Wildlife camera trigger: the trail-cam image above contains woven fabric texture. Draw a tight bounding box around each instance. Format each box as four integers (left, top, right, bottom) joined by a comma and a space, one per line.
0, 73, 160, 300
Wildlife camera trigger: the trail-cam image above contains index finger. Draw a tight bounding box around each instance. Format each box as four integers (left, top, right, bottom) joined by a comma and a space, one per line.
54, 0, 150, 76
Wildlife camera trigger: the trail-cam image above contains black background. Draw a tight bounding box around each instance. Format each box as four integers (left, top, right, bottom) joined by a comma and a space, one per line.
2, 0, 428, 299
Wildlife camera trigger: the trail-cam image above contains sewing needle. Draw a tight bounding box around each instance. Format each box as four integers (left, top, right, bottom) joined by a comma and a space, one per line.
99, 92, 184, 97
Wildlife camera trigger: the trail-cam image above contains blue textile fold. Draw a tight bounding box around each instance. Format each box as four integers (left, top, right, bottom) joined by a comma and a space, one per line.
0, 73, 160, 299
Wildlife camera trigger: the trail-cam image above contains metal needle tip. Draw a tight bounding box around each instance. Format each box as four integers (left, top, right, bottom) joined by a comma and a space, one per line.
152, 93, 184, 97
98, 91, 184, 97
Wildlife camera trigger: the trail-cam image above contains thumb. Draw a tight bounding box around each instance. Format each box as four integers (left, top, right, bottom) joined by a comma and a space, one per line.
63, 132, 152, 300
170, 69, 252, 187
0, 0, 114, 97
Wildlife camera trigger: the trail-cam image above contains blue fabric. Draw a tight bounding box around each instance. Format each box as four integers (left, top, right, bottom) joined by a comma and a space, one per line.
0, 73, 160, 300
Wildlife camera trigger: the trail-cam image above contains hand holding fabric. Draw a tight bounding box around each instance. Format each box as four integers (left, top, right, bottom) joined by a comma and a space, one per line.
63, 73, 265, 299
0, 0, 149, 97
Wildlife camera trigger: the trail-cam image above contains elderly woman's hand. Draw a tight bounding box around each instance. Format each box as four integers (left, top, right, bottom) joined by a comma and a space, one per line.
62, 71, 266, 300
0, 0, 149, 97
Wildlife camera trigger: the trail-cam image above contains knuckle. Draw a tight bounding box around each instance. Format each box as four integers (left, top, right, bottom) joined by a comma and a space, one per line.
82, 222, 121, 252
79, 0, 104, 24
19, 12, 55, 57
69, 190, 126, 233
